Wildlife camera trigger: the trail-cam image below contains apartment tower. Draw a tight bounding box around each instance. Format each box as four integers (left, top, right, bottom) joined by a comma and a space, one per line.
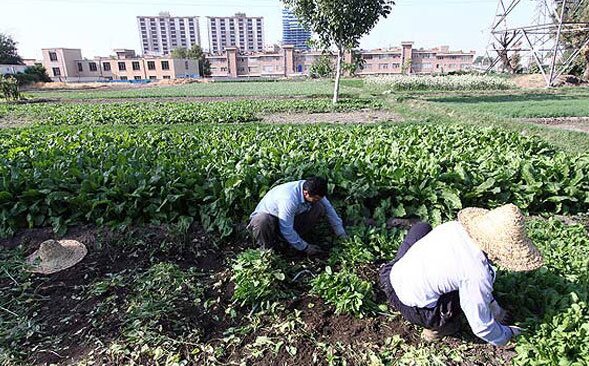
137, 12, 201, 55
207, 13, 264, 53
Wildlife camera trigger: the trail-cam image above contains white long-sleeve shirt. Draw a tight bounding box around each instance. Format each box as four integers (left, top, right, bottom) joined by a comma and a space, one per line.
389, 221, 513, 346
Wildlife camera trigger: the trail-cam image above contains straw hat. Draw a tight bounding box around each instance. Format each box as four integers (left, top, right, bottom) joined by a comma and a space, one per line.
26, 239, 87, 274
458, 204, 543, 272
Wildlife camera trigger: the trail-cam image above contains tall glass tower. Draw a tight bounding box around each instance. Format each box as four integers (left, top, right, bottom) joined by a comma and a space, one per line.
281, 8, 311, 50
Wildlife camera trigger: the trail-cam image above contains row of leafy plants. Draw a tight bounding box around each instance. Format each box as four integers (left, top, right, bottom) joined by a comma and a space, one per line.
25, 79, 358, 100
0, 98, 382, 126
229, 217, 589, 365
1, 123, 587, 239
366, 74, 515, 92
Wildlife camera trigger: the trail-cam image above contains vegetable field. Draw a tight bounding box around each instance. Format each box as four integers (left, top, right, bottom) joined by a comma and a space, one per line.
1, 77, 588, 366
24, 80, 361, 100
429, 89, 589, 118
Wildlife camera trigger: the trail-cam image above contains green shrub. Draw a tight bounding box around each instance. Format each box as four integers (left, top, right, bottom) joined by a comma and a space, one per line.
0, 75, 20, 101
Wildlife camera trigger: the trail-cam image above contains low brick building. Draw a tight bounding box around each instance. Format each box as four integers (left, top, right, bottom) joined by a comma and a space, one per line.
207, 42, 475, 78
42, 48, 199, 82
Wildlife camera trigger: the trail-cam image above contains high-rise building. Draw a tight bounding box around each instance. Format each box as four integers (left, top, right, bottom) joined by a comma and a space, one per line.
137, 12, 201, 56
207, 13, 264, 53
282, 8, 311, 50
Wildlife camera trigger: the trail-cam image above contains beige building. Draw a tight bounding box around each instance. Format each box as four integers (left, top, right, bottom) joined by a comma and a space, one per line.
206, 42, 475, 78
42, 48, 200, 82
207, 13, 264, 54
137, 12, 201, 56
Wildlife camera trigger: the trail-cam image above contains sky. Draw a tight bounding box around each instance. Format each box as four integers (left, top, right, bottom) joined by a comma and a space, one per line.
1, 0, 536, 60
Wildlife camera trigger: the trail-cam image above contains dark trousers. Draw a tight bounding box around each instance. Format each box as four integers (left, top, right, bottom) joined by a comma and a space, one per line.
247, 203, 326, 250
379, 222, 461, 330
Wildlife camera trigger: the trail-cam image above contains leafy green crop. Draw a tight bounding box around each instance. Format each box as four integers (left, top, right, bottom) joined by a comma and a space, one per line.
0, 124, 587, 237
366, 75, 515, 92
430, 91, 589, 118
328, 226, 407, 266
311, 266, 376, 317
25, 80, 360, 99
231, 249, 288, 306
494, 219, 589, 365
0, 98, 381, 126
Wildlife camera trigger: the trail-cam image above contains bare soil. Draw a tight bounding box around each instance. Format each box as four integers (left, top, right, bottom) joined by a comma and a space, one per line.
261, 110, 402, 124
1, 224, 514, 365
520, 116, 589, 133
512, 74, 588, 89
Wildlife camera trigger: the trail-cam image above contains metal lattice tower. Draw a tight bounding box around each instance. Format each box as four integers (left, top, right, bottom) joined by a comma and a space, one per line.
485, 0, 589, 86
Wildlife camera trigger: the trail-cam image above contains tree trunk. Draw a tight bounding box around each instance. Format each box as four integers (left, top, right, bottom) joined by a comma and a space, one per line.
584, 48, 589, 81
332, 46, 343, 105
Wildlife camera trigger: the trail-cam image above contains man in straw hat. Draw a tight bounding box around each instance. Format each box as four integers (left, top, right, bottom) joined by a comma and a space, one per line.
26, 239, 87, 274
379, 204, 543, 345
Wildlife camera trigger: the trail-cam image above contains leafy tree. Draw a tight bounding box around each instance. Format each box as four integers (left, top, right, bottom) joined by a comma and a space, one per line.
14, 64, 52, 85
283, 0, 393, 104
309, 53, 334, 78
171, 45, 211, 77
0, 33, 23, 65
493, 31, 522, 74
342, 49, 365, 76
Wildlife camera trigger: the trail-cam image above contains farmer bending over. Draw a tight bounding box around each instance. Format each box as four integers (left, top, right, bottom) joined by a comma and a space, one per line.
380, 204, 543, 345
247, 177, 347, 255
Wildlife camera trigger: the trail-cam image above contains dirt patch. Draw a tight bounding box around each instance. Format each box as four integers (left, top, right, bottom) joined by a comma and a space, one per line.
2, 224, 516, 366
261, 110, 402, 124
0, 115, 33, 128
512, 74, 588, 89
520, 116, 589, 133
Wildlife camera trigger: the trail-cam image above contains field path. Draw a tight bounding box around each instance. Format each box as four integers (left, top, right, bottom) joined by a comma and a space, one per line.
521, 116, 589, 134
261, 110, 402, 124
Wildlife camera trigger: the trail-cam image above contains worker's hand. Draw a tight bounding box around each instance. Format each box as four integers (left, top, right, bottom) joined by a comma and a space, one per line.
304, 243, 324, 256
509, 326, 523, 337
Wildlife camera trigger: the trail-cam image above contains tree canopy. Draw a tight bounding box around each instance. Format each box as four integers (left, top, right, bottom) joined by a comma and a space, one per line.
0, 33, 23, 65
283, 0, 393, 103
171, 45, 211, 77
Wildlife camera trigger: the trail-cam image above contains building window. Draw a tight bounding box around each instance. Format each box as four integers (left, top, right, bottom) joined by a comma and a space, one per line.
379, 63, 389, 70
163, 75, 171, 79
49, 52, 58, 61
134, 76, 142, 80
185, 60, 189, 69
103, 62, 111, 71
161, 60, 170, 70
147, 61, 156, 70
120, 76, 128, 80
89, 62, 97, 71
104, 76, 113, 80
118, 62, 126, 71
149, 75, 157, 80
77, 63, 83, 72
132, 61, 140, 71
52, 67, 61, 76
